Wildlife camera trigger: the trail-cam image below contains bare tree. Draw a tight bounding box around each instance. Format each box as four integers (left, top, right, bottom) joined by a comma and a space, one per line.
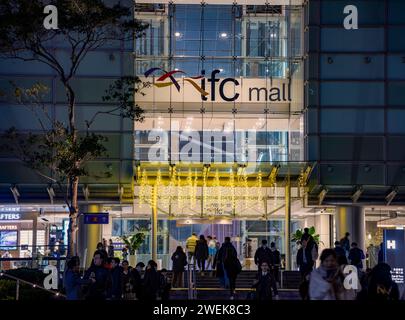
0, 0, 148, 256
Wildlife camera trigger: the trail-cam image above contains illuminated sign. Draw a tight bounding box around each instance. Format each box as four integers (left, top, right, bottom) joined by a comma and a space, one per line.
384, 229, 405, 288
0, 213, 21, 220
0, 225, 18, 230
0, 207, 20, 212
83, 213, 109, 225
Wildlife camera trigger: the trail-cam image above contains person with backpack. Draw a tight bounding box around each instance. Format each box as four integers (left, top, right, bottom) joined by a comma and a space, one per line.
217, 237, 241, 300
171, 246, 187, 288
254, 240, 274, 271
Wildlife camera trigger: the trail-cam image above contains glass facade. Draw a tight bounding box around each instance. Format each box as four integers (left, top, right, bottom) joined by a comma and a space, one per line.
305, 0, 405, 189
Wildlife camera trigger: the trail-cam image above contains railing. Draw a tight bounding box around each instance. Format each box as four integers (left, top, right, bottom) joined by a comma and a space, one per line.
0, 271, 66, 300
0, 257, 67, 273
187, 263, 197, 300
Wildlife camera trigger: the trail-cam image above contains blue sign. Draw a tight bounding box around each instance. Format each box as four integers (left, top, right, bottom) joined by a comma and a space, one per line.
383, 229, 405, 296
83, 213, 109, 225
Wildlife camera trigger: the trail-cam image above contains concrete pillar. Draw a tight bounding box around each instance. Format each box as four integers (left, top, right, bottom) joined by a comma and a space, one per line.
77, 204, 103, 268
315, 214, 331, 252
335, 206, 365, 252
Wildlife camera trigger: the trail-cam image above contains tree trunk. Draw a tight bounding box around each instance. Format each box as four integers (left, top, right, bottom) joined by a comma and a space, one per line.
65, 80, 79, 258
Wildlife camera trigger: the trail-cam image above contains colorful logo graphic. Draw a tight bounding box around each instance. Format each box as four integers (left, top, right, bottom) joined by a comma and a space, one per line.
144, 67, 209, 96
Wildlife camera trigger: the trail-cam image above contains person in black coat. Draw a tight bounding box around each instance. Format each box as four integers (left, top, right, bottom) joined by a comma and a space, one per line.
270, 242, 281, 284
334, 241, 346, 259
142, 260, 160, 300
195, 235, 209, 273
217, 237, 241, 299
171, 246, 187, 288
83, 250, 111, 300
296, 240, 314, 280
254, 240, 274, 270
131, 262, 145, 300
366, 263, 399, 300
253, 261, 279, 300
109, 257, 122, 299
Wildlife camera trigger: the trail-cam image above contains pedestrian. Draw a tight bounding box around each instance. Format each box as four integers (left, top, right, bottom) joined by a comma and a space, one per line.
252, 261, 279, 300
109, 257, 122, 300
334, 241, 346, 259
296, 239, 315, 280
213, 242, 228, 288
159, 268, 171, 301
132, 262, 145, 299
309, 249, 341, 300
122, 246, 128, 261
96, 242, 108, 262
340, 232, 351, 256
102, 238, 108, 251
142, 260, 160, 300
348, 242, 365, 272
121, 260, 135, 300
377, 242, 384, 264
83, 250, 111, 300
186, 232, 199, 264
58, 239, 66, 256
335, 254, 361, 300
171, 246, 187, 288
195, 235, 208, 274
254, 240, 273, 271
217, 237, 241, 300
206, 236, 217, 270
63, 256, 92, 300
108, 239, 114, 258
366, 263, 400, 300
270, 242, 281, 284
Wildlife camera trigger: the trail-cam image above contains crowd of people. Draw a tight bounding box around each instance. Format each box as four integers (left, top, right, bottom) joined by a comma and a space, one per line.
61, 231, 400, 301
63, 241, 171, 300
297, 229, 400, 300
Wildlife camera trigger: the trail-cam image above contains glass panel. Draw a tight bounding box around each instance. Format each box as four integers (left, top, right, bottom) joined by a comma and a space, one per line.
320, 137, 384, 161
388, 82, 405, 106
388, 0, 405, 24
387, 55, 405, 80
320, 109, 384, 133
388, 27, 405, 51
320, 82, 385, 106
388, 110, 405, 133
320, 54, 384, 80
321, 1, 385, 25
321, 28, 385, 52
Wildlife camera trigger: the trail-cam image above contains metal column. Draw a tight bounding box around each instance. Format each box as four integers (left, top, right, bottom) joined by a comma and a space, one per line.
152, 184, 158, 262
285, 177, 291, 270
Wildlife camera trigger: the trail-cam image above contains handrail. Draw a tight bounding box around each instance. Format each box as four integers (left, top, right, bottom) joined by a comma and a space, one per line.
187, 263, 197, 299
0, 271, 66, 300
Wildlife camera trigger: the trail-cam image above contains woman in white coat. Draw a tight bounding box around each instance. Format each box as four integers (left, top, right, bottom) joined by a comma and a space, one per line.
309, 249, 341, 300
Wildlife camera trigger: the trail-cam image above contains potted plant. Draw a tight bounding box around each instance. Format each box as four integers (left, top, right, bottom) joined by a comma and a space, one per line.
121, 228, 147, 267
291, 226, 323, 246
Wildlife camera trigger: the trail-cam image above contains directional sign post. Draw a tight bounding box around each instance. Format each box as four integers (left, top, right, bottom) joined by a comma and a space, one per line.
83, 213, 109, 225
